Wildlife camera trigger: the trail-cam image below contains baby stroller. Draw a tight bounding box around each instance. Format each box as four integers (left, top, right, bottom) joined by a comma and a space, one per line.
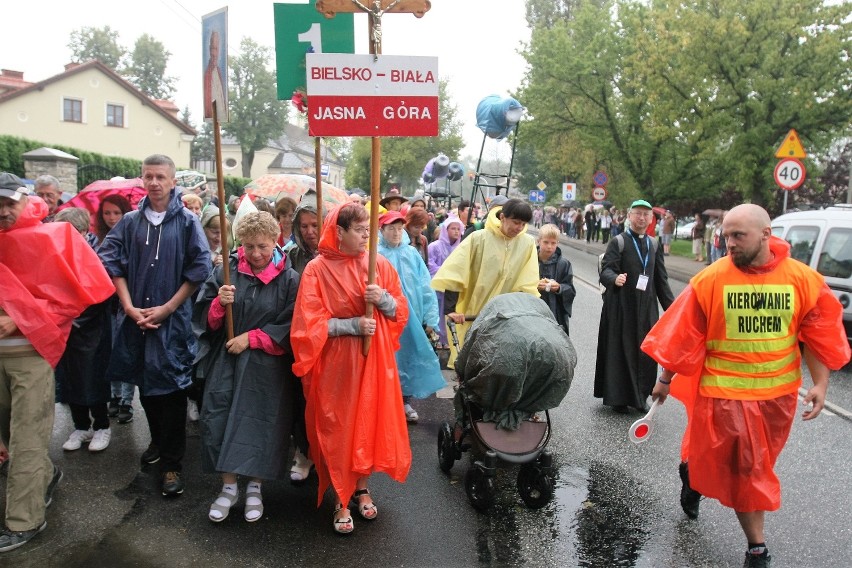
437, 293, 577, 511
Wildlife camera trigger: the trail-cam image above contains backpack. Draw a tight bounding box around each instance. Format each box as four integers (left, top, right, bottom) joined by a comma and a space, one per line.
598, 233, 658, 294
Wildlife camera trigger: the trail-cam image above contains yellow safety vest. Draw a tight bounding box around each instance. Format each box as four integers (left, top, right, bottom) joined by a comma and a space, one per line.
691, 256, 823, 400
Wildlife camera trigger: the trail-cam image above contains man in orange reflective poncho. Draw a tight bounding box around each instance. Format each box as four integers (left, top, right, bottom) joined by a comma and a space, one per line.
0, 173, 115, 552
642, 204, 850, 568
291, 202, 410, 535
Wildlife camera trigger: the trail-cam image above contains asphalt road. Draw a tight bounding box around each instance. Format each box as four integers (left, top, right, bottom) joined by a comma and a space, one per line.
1, 238, 850, 567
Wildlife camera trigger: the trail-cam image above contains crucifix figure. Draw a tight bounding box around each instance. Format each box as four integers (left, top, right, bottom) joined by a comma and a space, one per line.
349, 0, 403, 57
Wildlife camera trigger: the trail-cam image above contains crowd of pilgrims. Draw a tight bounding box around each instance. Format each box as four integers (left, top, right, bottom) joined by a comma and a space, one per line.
41, 179, 576, 535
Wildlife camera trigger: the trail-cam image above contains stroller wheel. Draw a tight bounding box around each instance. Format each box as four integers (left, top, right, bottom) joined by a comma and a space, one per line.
438, 422, 456, 473
465, 466, 495, 512
517, 463, 554, 509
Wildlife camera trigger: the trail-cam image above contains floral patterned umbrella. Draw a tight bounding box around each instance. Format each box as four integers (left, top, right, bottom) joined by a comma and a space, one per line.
175, 170, 207, 191
244, 174, 349, 205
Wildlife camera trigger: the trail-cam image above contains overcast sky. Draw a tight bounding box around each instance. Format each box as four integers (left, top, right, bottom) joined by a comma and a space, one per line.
4, 0, 530, 159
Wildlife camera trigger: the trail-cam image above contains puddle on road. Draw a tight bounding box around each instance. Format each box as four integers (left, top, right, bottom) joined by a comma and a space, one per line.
472, 459, 658, 567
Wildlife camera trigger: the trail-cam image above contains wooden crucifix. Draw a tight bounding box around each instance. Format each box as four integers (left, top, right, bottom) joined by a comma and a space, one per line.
315, 0, 431, 355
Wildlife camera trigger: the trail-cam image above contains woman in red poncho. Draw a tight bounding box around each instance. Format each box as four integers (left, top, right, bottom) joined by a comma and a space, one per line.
291, 202, 410, 535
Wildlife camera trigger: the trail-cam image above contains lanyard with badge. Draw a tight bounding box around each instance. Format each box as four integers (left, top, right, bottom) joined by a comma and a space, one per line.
628, 230, 650, 291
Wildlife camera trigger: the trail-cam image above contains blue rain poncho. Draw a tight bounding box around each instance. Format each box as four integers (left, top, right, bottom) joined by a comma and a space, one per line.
378, 230, 446, 398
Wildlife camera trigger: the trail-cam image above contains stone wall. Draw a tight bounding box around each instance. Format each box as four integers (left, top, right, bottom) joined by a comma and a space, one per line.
22, 147, 79, 194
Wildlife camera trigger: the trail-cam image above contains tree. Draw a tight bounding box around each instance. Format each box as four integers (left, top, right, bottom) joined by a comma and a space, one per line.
519, 1, 659, 207
519, 0, 852, 212
223, 38, 289, 178
125, 34, 176, 99
179, 106, 193, 128
191, 120, 215, 165
631, 0, 852, 208
68, 26, 125, 69
344, 79, 464, 192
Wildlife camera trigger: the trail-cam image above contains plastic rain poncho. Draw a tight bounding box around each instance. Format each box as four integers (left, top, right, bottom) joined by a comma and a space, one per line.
427, 216, 465, 344
291, 203, 411, 507
0, 197, 115, 367
378, 230, 446, 398
431, 207, 540, 367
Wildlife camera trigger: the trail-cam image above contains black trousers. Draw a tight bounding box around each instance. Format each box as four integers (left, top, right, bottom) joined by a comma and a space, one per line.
140, 389, 188, 474
70, 403, 110, 431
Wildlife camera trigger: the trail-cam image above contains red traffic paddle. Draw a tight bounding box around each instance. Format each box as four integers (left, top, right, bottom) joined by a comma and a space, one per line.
628, 399, 661, 444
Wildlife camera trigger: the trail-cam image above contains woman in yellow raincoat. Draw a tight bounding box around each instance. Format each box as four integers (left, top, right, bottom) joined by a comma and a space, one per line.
431, 198, 539, 367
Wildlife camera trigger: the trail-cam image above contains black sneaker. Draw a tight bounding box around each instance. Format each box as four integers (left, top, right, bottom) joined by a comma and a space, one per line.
141, 444, 160, 465
107, 399, 119, 418
679, 462, 702, 519
117, 405, 133, 424
743, 550, 771, 568
0, 522, 46, 553
161, 471, 184, 497
44, 465, 63, 508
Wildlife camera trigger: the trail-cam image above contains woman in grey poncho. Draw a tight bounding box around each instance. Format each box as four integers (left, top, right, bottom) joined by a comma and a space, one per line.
193, 211, 300, 523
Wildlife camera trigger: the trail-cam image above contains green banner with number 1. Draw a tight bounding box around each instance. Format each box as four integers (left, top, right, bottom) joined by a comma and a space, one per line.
274, 2, 355, 101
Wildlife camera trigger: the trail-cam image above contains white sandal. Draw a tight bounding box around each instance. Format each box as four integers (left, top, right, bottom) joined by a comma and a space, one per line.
244, 484, 263, 522
208, 490, 239, 522
351, 488, 378, 521
333, 503, 354, 535
290, 449, 314, 484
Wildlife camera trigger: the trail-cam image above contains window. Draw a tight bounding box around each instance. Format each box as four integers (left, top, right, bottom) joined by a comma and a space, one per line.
224, 158, 238, 170
817, 228, 852, 279
785, 225, 820, 265
106, 104, 125, 127
63, 98, 82, 122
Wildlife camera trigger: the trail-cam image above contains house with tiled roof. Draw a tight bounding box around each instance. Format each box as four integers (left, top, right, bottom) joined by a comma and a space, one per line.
0, 61, 195, 165
217, 121, 346, 188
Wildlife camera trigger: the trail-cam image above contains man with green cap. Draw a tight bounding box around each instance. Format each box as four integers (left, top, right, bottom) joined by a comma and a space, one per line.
594, 199, 674, 413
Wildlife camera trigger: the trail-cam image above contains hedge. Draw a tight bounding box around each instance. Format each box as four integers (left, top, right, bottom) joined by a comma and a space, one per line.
0, 134, 250, 198
0, 135, 143, 182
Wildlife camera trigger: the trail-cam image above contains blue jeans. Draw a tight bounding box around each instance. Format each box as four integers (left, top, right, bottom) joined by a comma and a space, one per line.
110, 381, 135, 406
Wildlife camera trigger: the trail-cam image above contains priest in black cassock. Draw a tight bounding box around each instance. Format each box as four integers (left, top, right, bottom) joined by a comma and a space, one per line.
595, 199, 674, 413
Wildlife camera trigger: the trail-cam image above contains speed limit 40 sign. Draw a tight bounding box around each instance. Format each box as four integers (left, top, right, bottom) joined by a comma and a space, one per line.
774, 158, 806, 191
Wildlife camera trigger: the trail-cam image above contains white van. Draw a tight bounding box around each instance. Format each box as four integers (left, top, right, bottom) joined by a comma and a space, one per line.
771, 205, 852, 343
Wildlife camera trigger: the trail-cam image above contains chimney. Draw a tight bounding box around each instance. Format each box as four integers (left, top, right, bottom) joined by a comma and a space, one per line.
1, 70, 24, 80
64, 62, 81, 72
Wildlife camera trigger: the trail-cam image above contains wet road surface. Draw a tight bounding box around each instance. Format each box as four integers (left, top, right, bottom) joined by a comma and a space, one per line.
2, 240, 850, 567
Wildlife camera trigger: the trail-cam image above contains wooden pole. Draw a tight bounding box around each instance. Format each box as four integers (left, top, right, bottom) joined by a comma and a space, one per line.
363, 12, 382, 357
212, 101, 234, 340
315, 137, 323, 234
312, 1, 432, 355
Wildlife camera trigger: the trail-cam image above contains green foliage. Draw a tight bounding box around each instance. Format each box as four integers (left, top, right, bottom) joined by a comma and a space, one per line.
191, 121, 215, 163
0, 135, 142, 188
223, 176, 252, 199
223, 38, 289, 178
519, 0, 852, 213
344, 79, 463, 193
124, 34, 176, 99
68, 26, 125, 69
179, 105, 193, 127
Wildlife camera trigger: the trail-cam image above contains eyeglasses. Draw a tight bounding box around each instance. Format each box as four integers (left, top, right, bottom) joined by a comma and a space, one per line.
349, 226, 370, 236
